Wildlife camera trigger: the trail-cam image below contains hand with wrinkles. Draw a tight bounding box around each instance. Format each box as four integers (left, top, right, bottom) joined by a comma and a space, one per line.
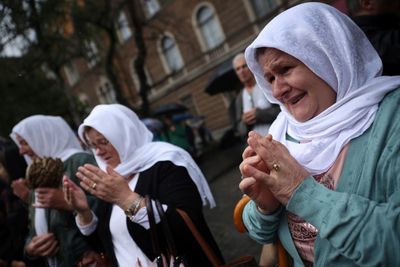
25, 233, 59, 258
34, 187, 72, 211
76, 164, 138, 211
11, 178, 30, 203
240, 131, 309, 207
63, 176, 93, 225
240, 134, 280, 213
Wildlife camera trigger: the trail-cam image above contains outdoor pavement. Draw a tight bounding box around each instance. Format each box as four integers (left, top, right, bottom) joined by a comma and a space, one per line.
196, 139, 263, 264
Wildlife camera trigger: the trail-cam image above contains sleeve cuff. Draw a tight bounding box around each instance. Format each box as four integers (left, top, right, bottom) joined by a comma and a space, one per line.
76, 210, 98, 236
128, 200, 167, 230
243, 200, 283, 244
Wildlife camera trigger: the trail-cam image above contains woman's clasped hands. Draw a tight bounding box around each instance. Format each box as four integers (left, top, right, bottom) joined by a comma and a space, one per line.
239, 131, 309, 212
76, 164, 132, 205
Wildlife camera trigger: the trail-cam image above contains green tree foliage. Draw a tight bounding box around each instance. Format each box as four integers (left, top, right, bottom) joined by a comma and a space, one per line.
0, 56, 72, 137
0, 0, 151, 126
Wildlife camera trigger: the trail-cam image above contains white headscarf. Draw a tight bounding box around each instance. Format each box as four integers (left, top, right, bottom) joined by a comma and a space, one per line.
78, 104, 215, 208
245, 3, 400, 175
10, 115, 83, 165
11, 115, 84, 242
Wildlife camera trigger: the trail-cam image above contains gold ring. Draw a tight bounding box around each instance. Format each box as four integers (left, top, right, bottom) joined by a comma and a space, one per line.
272, 163, 280, 172
91, 182, 97, 189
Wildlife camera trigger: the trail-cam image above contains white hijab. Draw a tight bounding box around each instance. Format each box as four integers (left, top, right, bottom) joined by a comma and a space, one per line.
245, 3, 400, 175
10, 115, 84, 241
10, 115, 84, 165
78, 104, 215, 208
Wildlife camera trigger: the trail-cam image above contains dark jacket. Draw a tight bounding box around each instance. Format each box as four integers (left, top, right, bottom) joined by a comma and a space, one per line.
89, 161, 224, 267
24, 152, 98, 267
352, 14, 400, 75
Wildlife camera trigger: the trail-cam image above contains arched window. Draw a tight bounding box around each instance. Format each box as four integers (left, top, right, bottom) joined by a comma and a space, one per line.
116, 12, 132, 43
64, 62, 80, 86
97, 77, 117, 104
251, 0, 278, 18
161, 35, 184, 72
84, 40, 100, 68
143, 0, 160, 18
196, 6, 224, 50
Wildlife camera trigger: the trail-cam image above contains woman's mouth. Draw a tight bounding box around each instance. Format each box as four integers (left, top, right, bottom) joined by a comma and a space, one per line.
287, 93, 306, 105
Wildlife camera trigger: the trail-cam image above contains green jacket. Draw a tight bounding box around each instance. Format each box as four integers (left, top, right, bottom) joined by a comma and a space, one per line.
26, 152, 97, 267
243, 88, 400, 266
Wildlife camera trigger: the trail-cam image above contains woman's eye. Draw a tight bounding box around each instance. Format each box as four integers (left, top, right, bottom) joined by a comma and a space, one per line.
268, 76, 275, 83
281, 66, 291, 74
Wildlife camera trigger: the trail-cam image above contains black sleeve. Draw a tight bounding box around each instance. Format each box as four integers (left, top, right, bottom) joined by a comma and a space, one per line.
128, 161, 224, 266
255, 104, 280, 124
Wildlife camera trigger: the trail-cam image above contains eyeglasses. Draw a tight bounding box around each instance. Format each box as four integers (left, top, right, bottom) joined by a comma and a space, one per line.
87, 139, 110, 150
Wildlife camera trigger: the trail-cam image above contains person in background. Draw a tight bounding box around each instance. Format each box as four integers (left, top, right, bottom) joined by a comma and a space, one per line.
347, 0, 400, 75
233, 54, 280, 266
64, 104, 224, 267
10, 115, 101, 267
0, 140, 28, 267
160, 114, 196, 158
239, 2, 400, 266
233, 53, 280, 137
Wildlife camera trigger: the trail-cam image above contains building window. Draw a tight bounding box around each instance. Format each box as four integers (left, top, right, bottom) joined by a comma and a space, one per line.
116, 12, 132, 43
196, 6, 224, 50
251, 0, 278, 18
161, 35, 184, 73
64, 62, 79, 86
85, 40, 100, 68
77, 93, 91, 116
97, 78, 117, 103
143, 0, 160, 18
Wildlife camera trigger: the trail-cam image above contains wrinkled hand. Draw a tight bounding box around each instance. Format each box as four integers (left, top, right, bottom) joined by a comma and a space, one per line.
11, 178, 30, 203
242, 108, 257, 125
63, 176, 89, 213
239, 135, 280, 213
77, 250, 104, 267
25, 233, 59, 258
63, 176, 93, 226
241, 132, 309, 206
33, 187, 71, 211
77, 164, 133, 207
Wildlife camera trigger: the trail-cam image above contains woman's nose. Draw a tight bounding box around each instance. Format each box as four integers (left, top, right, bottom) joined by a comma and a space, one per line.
19, 146, 26, 155
95, 147, 105, 156
272, 76, 289, 100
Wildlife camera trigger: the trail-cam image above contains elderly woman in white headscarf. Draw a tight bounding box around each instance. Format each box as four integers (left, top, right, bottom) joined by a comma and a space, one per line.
63, 104, 223, 267
10, 115, 99, 267
239, 3, 400, 267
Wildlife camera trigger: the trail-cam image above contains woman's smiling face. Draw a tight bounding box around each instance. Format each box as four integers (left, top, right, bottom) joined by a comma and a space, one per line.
258, 48, 337, 122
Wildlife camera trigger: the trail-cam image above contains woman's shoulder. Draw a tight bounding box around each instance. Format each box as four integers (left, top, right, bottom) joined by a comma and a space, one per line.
376, 87, 400, 121
64, 152, 97, 168
141, 160, 186, 174
380, 87, 400, 106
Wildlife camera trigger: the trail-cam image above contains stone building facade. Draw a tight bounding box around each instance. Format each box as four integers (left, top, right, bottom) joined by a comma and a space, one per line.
61, 0, 345, 134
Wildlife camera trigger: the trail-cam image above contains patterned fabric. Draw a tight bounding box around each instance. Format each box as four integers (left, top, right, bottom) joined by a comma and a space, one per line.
287, 144, 348, 265
287, 173, 334, 266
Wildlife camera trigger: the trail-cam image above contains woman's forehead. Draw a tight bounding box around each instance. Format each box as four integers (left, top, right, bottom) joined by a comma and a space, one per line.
15, 134, 26, 143
85, 128, 105, 140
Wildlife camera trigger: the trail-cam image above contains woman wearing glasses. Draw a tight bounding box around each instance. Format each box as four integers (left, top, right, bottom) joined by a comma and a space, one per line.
64, 104, 223, 267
